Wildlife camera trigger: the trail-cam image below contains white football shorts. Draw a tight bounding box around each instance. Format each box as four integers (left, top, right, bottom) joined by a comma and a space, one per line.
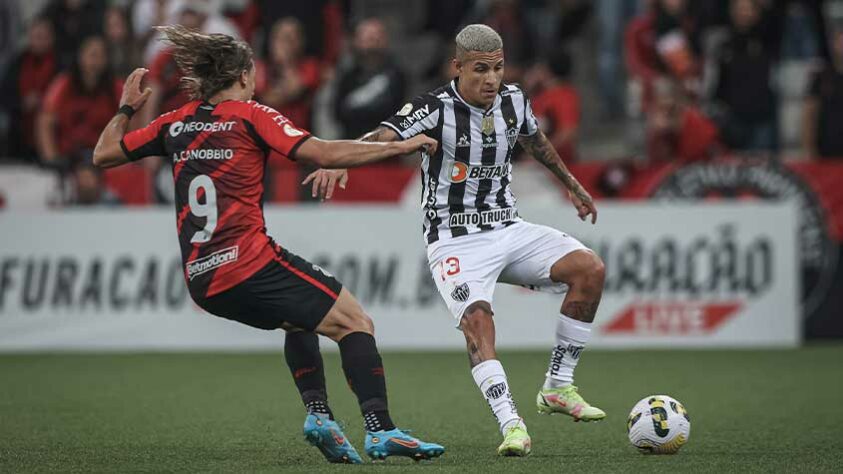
426, 221, 589, 325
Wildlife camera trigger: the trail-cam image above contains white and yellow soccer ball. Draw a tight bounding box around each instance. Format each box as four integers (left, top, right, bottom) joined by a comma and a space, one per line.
627, 395, 691, 454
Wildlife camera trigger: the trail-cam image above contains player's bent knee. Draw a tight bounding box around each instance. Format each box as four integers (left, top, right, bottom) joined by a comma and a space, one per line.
345, 309, 375, 335
459, 301, 494, 334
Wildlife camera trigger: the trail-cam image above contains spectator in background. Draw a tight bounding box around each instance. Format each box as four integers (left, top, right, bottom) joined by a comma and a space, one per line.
0, 17, 58, 160
647, 78, 719, 162
131, 0, 170, 53
525, 49, 580, 162
711, 0, 779, 153
333, 18, 406, 139
803, 30, 843, 159
141, 0, 240, 63
474, 0, 535, 82
653, 0, 701, 83
142, 2, 217, 124
596, 0, 642, 119
259, 18, 321, 130
104, 6, 140, 77
41, 0, 106, 69
255, 0, 343, 66
36, 36, 121, 204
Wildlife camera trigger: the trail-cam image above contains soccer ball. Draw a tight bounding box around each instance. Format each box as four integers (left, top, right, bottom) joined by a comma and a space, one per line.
627, 395, 691, 454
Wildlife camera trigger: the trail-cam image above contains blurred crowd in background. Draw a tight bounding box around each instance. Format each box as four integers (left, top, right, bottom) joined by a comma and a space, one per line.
0, 0, 841, 206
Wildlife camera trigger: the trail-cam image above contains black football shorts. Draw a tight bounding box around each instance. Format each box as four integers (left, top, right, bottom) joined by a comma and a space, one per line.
196, 246, 342, 331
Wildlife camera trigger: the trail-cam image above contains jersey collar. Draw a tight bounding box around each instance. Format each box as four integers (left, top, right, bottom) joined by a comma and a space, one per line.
450, 78, 502, 113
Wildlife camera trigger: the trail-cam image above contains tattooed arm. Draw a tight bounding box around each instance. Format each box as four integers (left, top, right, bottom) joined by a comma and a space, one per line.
518, 129, 597, 224
301, 126, 403, 199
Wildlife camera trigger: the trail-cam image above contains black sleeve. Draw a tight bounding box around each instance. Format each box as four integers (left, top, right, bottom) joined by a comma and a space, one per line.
380, 93, 441, 140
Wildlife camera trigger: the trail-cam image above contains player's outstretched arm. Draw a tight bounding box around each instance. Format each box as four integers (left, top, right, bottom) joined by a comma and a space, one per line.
519, 129, 597, 224
301, 126, 402, 199
295, 133, 436, 169
93, 68, 152, 168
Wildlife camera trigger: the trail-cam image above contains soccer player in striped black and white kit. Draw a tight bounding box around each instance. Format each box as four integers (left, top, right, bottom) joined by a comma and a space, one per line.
319, 24, 607, 456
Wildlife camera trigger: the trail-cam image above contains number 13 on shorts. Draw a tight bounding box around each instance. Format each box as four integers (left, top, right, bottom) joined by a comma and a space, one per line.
439, 257, 460, 281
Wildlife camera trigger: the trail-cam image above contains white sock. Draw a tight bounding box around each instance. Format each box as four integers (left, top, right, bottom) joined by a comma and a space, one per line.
471, 359, 523, 435
544, 314, 592, 389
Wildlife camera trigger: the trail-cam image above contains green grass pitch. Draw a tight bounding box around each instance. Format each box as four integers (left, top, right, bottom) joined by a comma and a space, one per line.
2, 346, 842, 473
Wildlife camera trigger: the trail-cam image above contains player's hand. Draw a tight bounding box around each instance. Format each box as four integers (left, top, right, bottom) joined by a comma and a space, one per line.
120, 68, 152, 111
302, 169, 348, 200
400, 135, 438, 156
569, 186, 597, 224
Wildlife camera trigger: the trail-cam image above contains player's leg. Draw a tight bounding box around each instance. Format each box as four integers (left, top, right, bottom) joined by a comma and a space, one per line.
314, 288, 445, 461
428, 235, 529, 456
497, 222, 606, 421
459, 301, 531, 456
283, 329, 333, 419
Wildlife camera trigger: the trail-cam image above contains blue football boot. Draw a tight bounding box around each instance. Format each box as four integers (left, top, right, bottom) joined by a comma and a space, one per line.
302, 413, 363, 464
364, 428, 445, 461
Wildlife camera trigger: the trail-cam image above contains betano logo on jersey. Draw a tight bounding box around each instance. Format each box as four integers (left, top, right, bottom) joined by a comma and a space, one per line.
186, 246, 239, 281
169, 121, 236, 137
450, 162, 509, 183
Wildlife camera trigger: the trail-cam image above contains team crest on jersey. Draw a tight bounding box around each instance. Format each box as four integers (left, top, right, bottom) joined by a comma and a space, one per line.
506, 127, 518, 149
481, 115, 495, 135
451, 282, 470, 302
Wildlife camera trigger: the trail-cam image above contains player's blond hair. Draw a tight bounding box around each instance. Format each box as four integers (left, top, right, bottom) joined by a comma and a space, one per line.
455, 24, 503, 60
156, 25, 253, 101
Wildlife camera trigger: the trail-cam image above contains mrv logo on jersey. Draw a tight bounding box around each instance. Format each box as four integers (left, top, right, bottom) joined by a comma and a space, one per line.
186, 246, 239, 280
450, 162, 509, 183
448, 208, 517, 227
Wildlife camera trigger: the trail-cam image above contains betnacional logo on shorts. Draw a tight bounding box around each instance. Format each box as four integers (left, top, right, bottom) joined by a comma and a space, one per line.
185, 246, 239, 280
451, 282, 470, 302
283, 123, 305, 137
448, 208, 518, 227
169, 120, 235, 137
450, 163, 509, 183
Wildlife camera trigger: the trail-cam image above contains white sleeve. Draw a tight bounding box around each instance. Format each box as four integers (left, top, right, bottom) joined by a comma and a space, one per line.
520, 96, 539, 136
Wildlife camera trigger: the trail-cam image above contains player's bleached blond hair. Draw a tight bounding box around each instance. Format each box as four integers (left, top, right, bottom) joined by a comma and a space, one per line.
455, 24, 503, 60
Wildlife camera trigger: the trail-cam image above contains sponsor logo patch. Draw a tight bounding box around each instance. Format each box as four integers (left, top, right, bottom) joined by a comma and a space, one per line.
448, 208, 518, 227
283, 123, 305, 137
169, 120, 235, 137
451, 282, 470, 302
399, 104, 431, 129
397, 102, 413, 116
456, 133, 470, 148
450, 163, 508, 183
185, 246, 239, 280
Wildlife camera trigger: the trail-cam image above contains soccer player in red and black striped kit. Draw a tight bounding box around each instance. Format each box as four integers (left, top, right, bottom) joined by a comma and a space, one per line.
92, 26, 443, 464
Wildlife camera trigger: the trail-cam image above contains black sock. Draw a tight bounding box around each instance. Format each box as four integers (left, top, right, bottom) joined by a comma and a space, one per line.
338, 332, 396, 432
284, 331, 333, 420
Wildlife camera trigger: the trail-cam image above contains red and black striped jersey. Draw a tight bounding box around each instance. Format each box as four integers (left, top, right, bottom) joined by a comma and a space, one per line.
121, 100, 311, 299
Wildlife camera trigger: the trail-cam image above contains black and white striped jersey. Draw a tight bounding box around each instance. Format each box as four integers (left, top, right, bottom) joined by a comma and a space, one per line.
381, 78, 539, 245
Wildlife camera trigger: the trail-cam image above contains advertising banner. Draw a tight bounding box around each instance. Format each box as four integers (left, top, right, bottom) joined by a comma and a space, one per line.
0, 203, 799, 350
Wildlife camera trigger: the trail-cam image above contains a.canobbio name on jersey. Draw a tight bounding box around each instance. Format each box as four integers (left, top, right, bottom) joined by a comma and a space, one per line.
173, 148, 235, 162
448, 208, 518, 227
186, 246, 239, 280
